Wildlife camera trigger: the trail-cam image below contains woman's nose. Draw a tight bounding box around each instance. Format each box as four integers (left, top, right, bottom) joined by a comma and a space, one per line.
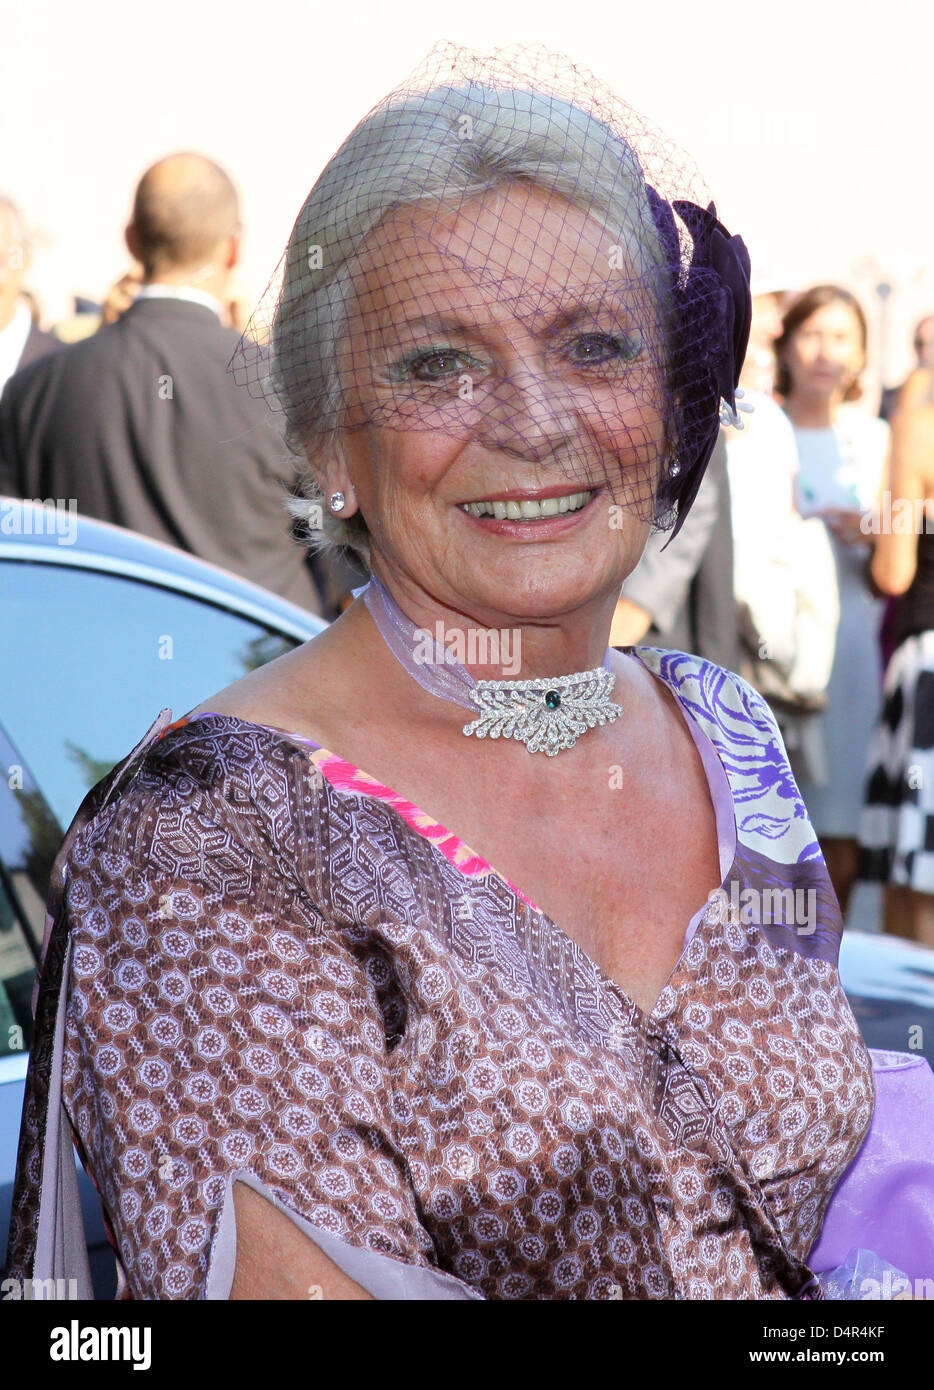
475, 364, 579, 462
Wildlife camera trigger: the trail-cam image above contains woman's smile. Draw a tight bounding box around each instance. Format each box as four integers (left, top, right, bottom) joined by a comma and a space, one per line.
454, 484, 603, 539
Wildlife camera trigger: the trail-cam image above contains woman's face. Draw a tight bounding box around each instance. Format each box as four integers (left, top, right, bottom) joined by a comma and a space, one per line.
319, 182, 667, 626
783, 300, 865, 403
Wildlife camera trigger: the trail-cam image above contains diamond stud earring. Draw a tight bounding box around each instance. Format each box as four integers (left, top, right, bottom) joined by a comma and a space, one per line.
329, 491, 347, 513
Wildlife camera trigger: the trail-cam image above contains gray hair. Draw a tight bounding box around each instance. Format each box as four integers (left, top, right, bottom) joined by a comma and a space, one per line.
268, 82, 669, 573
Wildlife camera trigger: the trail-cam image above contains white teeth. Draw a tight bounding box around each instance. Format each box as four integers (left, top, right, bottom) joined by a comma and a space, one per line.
460, 490, 593, 520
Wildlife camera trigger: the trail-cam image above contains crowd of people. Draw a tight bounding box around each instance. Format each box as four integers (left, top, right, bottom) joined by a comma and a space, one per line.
1, 153, 933, 943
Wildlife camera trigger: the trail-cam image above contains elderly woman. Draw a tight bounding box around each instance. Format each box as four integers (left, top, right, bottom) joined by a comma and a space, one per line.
10, 45, 883, 1301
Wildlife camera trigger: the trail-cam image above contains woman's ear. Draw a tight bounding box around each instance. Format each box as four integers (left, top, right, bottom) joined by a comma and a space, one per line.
306, 436, 358, 518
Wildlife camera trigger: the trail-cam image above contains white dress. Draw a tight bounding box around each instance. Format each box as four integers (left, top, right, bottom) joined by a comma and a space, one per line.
790, 409, 890, 837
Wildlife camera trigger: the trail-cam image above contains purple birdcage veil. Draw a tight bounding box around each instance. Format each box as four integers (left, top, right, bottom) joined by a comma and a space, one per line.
230, 40, 751, 570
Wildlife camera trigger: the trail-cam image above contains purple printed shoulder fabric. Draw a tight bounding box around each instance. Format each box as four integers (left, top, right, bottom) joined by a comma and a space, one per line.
44, 652, 873, 1298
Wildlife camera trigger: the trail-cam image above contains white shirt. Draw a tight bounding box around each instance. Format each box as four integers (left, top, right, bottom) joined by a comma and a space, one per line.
134, 283, 224, 319
0, 299, 35, 395
792, 409, 889, 517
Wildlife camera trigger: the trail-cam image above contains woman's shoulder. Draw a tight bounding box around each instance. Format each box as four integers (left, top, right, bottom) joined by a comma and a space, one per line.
62, 707, 327, 898
628, 645, 793, 779
52, 709, 339, 1001
108, 705, 306, 800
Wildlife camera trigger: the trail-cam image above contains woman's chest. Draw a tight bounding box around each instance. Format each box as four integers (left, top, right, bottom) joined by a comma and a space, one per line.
392, 757, 722, 1015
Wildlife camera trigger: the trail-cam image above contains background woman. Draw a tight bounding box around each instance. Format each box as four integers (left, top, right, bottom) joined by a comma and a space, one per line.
775, 285, 890, 916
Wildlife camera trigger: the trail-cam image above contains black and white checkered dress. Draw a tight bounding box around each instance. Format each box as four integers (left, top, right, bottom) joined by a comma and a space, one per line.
859, 629, 934, 890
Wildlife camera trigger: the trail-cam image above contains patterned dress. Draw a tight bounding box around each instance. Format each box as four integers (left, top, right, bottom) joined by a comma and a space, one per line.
8, 649, 875, 1299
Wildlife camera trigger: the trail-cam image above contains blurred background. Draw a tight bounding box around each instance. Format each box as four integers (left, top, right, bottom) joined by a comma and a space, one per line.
2, 0, 931, 397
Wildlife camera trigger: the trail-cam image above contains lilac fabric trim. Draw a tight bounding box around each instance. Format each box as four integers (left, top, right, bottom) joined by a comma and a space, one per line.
810, 1050, 934, 1288
355, 576, 612, 714
817, 1246, 914, 1299
659, 680, 738, 949
358, 577, 477, 712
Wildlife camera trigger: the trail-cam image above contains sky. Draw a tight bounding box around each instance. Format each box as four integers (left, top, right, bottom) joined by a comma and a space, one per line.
3, 0, 931, 386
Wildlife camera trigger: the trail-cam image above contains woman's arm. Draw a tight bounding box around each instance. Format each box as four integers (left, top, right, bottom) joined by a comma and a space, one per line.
217, 1176, 483, 1301
872, 406, 934, 594
229, 1182, 374, 1300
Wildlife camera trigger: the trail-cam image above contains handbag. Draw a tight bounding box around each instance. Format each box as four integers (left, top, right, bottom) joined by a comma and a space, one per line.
809, 1049, 934, 1298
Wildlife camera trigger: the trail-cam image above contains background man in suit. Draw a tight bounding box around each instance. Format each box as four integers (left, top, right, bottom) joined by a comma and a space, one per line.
0, 196, 63, 393
0, 153, 340, 617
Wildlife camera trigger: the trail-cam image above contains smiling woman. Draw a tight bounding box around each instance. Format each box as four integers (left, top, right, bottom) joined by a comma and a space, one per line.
7, 41, 912, 1303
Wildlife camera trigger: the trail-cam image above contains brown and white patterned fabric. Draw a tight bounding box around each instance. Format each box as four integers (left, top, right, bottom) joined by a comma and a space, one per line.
7, 650, 874, 1299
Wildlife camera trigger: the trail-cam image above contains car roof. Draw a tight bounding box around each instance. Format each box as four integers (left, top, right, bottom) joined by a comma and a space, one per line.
839, 925, 934, 1008
0, 496, 328, 640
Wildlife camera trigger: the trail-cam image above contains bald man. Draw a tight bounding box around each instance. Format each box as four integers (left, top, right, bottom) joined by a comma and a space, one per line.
0, 154, 333, 617
0, 195, 63, 393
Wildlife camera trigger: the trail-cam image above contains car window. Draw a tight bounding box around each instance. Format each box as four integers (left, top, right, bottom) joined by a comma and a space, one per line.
1, 561, 299, 831
0, 869, 35, 1058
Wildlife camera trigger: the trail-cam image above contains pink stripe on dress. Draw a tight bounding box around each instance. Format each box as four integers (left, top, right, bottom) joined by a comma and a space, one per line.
307, 747, 540, 907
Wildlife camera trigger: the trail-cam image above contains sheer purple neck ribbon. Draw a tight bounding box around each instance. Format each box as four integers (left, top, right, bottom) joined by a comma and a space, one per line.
353, 574, 612, 714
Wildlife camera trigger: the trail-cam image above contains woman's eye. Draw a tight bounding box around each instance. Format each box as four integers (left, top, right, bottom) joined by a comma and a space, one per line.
390, 349, 481, 383
564, 332, 642, 366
